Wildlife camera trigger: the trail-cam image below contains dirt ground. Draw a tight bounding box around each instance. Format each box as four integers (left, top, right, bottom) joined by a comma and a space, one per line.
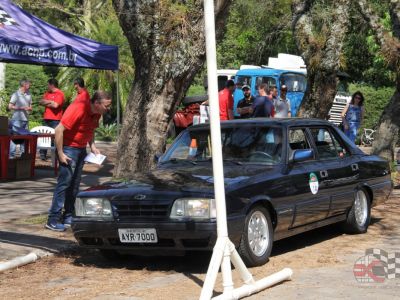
1, 145, 399, 299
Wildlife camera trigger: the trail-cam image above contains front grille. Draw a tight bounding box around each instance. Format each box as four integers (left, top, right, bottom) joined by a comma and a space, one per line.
113, 201, 170, 219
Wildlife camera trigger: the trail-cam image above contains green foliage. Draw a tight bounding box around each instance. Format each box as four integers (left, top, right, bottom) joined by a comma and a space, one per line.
217, 0, 296, 68
187, 84, 205, 96
0, 90, 9, 116
349, 83, 394, 131
5, 64, 47, 123
343, 2, 395, 88
28, 120, 43, 130
95, 123, 118, 142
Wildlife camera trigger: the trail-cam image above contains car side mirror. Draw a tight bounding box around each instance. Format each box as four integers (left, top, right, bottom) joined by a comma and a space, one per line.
291, 149, 314, 163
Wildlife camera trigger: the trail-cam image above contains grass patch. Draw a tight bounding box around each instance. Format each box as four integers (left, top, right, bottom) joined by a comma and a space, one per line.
17, 214, 47, 225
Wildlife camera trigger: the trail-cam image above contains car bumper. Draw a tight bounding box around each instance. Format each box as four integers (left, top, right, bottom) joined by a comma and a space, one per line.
72, 217, 244, 256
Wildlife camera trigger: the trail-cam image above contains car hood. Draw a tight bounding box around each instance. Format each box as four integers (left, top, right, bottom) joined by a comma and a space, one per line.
79, 164, 279, 197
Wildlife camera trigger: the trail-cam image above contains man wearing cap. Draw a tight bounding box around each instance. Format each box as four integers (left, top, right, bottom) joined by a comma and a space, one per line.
274, 85, 291, 118
236, 85, 255, 119
218, 79, 235, 120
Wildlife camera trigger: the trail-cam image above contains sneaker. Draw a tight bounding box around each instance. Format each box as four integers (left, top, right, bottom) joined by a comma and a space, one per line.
45, 222, 66, 232
63, 216, 73, 228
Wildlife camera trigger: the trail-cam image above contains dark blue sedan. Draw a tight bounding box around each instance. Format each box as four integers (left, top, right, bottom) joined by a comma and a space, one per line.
72, 119, 392, 267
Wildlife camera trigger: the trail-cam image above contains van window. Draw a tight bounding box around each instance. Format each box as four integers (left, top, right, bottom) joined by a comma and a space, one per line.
256, 77, 276, 90
280, 73, 307, 92
236, 76, 251, 90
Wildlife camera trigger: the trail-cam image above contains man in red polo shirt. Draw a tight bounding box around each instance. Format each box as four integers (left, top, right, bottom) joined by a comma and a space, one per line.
46, 91, 112, 231
39, 78, 65, 160
73, 77, 90, 103
219, 79, 235, 120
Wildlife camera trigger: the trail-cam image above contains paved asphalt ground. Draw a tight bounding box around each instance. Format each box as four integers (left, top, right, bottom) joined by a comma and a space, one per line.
0, 142, 114, 263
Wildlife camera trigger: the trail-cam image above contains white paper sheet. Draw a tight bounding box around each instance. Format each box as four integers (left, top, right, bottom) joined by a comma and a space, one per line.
84, 153, 106, 165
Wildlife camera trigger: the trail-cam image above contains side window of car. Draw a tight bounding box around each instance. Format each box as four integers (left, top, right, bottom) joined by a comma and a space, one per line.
310, 128, 349, 159
288, 128, 310, 151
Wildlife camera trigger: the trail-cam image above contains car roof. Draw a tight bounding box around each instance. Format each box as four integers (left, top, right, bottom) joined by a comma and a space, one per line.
188, 118, 364, 155
190, 118, 333, 130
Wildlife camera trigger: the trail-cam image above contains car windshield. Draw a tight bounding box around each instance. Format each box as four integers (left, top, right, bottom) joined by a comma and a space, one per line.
161, 126, 283, 165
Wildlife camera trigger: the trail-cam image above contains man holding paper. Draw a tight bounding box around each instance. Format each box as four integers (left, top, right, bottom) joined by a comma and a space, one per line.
46, 91, 112, 232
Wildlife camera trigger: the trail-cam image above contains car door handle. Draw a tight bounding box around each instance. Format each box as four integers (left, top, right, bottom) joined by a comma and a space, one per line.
351, 163, 359, 171
320, 170, 328, 178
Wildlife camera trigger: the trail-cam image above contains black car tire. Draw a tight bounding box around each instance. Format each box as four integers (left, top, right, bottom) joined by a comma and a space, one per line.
343, 188, 371, 234
238, 206, 273, 267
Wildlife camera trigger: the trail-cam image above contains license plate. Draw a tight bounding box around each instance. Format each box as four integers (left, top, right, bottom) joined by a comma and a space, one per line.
118, 228, 158, 243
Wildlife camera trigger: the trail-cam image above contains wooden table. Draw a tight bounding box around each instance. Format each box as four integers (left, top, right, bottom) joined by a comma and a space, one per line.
0, 134, 38, 180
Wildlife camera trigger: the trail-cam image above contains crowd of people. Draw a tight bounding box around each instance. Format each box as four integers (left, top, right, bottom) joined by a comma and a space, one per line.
214, 79, 296, 121
214, 79, 365, 144
7, 77, 112, 232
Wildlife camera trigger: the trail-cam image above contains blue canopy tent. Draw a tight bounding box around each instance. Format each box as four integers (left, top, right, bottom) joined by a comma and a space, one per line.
0, 0, 118, 69
0, 0, 120, 126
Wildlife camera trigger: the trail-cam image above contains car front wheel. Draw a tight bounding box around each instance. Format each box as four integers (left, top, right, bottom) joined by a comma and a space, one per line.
238, 206, 273, 267
343, 188, 371, 233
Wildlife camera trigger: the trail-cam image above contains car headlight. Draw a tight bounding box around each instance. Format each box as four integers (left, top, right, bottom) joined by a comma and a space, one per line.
75, 197, 113, 219
170, 198, 216, 219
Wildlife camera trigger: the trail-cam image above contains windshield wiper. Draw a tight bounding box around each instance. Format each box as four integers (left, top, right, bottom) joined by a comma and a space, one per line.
160, 158, 197, 165
223, 159, 243, 165
195, 158, 242, 165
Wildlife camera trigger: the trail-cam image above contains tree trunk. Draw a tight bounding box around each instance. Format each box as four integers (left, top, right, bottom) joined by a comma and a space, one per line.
112, 0, 232, 176
292, 0, 351, 119
83, 0, 92, 33
357, 0, 400, 161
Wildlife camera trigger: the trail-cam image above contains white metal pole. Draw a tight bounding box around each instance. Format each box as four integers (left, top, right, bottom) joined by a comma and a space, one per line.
200, 1, 293, 299
0, 252, 38, 272
200, 0, 231, 298
203, 0, 228, 242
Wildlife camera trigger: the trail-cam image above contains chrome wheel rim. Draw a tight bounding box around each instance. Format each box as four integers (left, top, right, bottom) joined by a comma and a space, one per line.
247, 211, 269, 256
354, 190, 368, 226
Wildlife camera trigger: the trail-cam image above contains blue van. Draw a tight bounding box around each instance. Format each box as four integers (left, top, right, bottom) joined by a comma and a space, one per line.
234, 68, 307, 117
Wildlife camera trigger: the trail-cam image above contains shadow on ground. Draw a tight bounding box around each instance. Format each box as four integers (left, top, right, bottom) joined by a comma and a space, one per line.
0, 230, 76, 254
67, 223, 353, 272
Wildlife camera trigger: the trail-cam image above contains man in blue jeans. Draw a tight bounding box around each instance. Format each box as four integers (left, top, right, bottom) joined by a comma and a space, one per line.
46, 91, 112, 231
8, 79, 32, 158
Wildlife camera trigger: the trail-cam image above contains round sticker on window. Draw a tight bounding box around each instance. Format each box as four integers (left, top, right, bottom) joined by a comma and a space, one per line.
309, 172, 319, 194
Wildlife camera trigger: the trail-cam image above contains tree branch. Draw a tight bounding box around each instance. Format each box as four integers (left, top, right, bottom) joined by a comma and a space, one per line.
356, 0, 400, 71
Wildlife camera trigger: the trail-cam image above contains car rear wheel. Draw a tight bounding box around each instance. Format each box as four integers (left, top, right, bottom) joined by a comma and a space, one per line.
343, 188, 371, 233
238, 206, 273, 267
